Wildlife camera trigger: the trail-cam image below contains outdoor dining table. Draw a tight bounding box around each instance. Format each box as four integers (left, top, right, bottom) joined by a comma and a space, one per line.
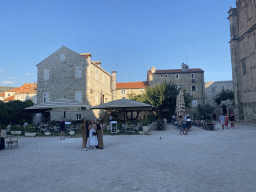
124, 125, 135, 133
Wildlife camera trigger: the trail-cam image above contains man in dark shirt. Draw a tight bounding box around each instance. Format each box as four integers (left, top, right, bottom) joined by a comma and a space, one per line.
229, 114, 235, 129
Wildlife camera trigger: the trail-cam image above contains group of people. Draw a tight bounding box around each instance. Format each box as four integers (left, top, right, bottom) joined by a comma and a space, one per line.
172, 114, 189, 135
219, 113, 236, 129
79, 119, 103, 151
58, 118, 103, 150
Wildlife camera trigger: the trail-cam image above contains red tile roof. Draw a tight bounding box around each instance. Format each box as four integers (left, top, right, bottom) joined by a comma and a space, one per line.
0, 92, 4, 97
5, 83, 37, 93
116, 81, 149, 89
5, 95, 15, 101
148, 68, 203, 74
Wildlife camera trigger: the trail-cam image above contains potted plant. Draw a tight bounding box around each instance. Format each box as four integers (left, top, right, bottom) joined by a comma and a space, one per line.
24, 125, 36, 137
126, 121, 132, 127
11, 125, 22, 135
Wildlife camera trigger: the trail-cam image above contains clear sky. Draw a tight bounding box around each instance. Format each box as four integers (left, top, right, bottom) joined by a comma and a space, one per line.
0, 0, 237, 87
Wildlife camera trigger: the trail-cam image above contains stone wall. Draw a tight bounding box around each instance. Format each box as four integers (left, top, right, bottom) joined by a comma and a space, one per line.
116, 88, 145, 100
228, 1, 256, 122
205, 81, 233, 106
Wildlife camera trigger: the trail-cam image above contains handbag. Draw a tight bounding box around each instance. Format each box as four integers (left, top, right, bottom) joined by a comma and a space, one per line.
92, 132, 97, 136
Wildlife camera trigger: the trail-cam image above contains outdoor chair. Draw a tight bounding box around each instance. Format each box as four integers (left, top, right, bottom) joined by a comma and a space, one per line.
53, 126, 59, 135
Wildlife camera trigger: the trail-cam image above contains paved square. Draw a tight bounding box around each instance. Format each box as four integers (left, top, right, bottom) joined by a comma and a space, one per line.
1, 123, 256, 192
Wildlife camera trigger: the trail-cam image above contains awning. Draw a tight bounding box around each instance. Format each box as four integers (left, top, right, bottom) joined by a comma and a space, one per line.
25, 98, 90, 113
90, 98, 153, 111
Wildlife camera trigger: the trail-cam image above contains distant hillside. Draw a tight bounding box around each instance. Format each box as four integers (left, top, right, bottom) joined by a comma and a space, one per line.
0, 86, 16, 93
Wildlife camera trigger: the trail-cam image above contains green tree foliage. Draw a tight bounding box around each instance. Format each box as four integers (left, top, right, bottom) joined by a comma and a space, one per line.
196, 103, 214, 120
214, 88, 234, 105
0, 100, 34, 127
129, 82, 192, 117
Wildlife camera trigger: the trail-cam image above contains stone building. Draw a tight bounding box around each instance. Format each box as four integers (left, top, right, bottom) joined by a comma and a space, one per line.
147, 63, 205, 118
116, 81, 148, 100
228, 0, 256, 122
0, 83, 37, 103
36, 46, 115, 121
205, 80, 233, 106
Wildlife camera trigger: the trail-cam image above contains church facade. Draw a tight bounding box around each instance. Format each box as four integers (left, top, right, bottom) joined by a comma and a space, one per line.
228, 0, 256, 122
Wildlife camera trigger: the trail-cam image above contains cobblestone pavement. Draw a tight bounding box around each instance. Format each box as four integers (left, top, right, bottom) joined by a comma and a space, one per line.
1, 122, 256, 192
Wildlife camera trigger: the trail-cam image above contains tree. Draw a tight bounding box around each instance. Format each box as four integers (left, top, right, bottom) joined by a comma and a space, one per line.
0, 100, 34, 126
196, 103, 214, 120
214, 88, 234, 105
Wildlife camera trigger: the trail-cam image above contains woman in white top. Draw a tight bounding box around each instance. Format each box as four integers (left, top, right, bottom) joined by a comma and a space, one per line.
89, 120, 98, 149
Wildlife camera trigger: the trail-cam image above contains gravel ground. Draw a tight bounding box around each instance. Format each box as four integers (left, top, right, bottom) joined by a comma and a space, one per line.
1, 122, 256, 192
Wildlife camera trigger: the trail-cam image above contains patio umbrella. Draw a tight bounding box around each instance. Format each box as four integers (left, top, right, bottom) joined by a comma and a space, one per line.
90, 98, 154, 121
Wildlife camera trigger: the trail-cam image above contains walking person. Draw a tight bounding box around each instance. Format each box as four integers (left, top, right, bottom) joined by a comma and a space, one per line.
89, 120, 98, 149
229, 114, 236, 129
219, 113, 225, 129
79, 119, 88, 151
96, 120, 103, 149
59, 117, 66, 140
183, 115, 188, 135
224, 114, 229, 128
178, 116, 184, 135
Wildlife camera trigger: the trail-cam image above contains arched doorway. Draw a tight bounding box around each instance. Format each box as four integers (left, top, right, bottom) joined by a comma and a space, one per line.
222, 105, 227, 115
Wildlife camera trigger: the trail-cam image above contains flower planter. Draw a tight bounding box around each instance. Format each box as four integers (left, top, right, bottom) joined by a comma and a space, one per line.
11, 131, 22, 135
69, 131, 75, 136
25, 132, 36, 137
45, 132, 51, 136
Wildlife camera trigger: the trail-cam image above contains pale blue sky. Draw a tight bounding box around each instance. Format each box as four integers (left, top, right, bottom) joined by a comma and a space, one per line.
0, 0, 237, 87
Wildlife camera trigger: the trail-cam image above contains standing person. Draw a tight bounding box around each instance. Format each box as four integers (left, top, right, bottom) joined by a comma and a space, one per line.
59, 117, 66, 140
179, 116, 184, 135
89, 120, 98, 149
229, 114, 235, 129
110, 114, 113, 122
219, 113, 225, 129
213, 113, 216, 121
224, 114, 229, 128
79, 119, 88, 151
6, 122, 12, 133
96, 120, 103, 149
183, 115, 188, 135
172, 114, 176, 124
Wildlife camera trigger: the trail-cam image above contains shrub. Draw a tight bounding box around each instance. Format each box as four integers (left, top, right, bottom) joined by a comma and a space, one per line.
126, 121, 132, 125
142, 118, 151, 126
147, 114, 157, 124
25, 125, 36, 133
117, 121, 122, 130
10, 125, 21, 131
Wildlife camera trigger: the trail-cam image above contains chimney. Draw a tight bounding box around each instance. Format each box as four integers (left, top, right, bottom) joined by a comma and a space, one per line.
181, 63, 189, 72
93, 61, 101, 68
151, 66, 156, 74
111, 71, 117, 100
80, 53, 92, 60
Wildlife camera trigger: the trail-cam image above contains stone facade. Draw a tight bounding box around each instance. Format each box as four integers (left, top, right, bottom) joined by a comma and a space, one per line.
147, 63, 205, 118
205, 80, 233, 106
36, 46, 113, 121
228, 0, 256, 122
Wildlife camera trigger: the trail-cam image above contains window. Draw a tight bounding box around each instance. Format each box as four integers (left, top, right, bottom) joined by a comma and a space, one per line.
76, 114, 81, 122
75, 66, 82, 78
191, 73, 195, 79
61, 54, 65, 60
75, 91, 82, 103
8, 94, 10, 96
242, 61, 247, 75
192, 86, 196, 92
160, 75, 163, 78
175, 74, 179, 79
121, 90, 126, 95
177, 86, 180, 90
43, 93, 49, 103
192, 100, 197, 107
44, 69, 49, 80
